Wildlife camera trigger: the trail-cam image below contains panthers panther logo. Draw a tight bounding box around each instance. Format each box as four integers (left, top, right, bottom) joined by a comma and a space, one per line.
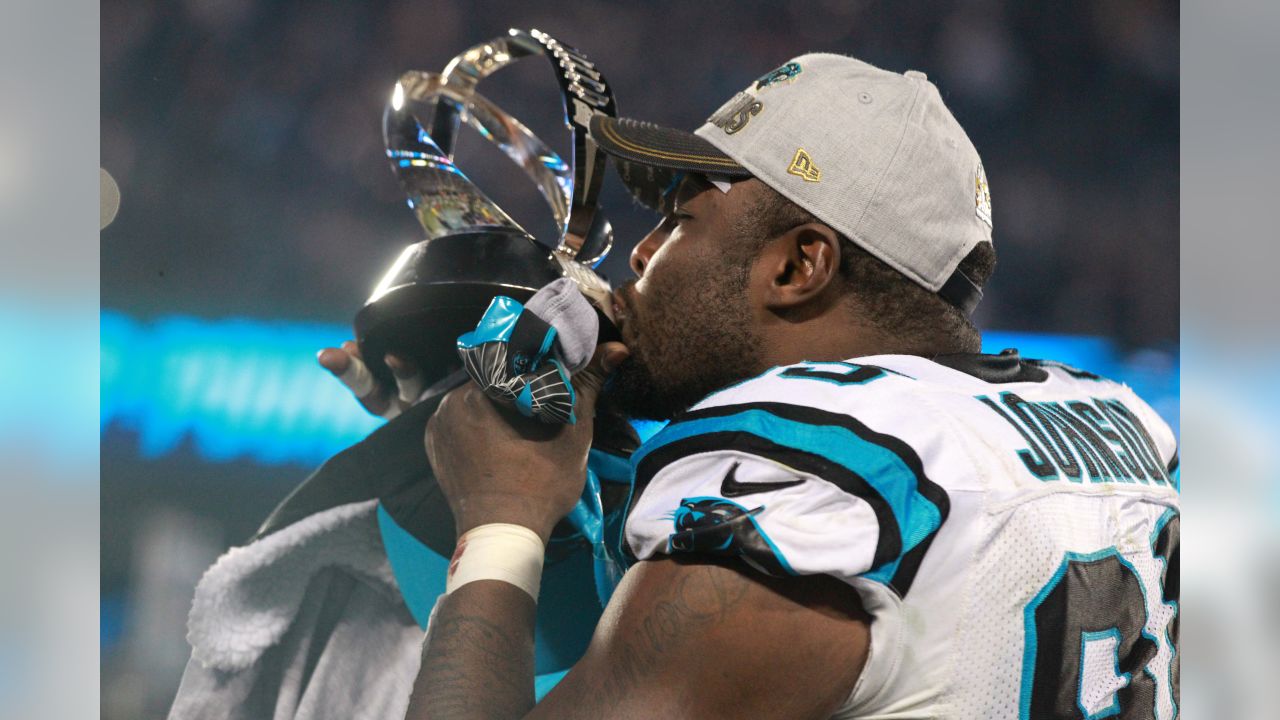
668, 497, 791, 576
755, 61, 802, 90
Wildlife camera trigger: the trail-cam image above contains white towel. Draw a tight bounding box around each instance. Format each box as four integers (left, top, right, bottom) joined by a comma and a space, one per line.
169, 500, 424, 720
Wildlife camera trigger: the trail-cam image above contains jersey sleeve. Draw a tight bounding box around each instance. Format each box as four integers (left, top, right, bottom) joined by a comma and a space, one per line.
622, 362, 951, 594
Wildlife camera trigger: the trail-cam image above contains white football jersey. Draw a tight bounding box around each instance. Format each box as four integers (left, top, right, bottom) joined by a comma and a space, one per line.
623, 351, 1179, 719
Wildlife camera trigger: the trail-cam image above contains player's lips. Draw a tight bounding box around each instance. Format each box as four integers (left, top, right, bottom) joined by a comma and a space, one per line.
610, 283, 643, 345
611, 286, 630, 326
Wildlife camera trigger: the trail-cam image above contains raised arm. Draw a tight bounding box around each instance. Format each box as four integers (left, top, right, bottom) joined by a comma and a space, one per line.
405, 344, 870, 719
408, 553, 868, 720
531, 555, 868, 719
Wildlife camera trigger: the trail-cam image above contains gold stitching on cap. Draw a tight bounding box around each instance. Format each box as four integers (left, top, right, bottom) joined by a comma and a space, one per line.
787, 148, 821, 182
598, 120, 744, 167
974, 162, 992, 228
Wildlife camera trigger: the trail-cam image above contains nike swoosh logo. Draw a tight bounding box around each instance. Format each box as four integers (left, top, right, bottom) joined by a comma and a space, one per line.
720, 461, 805, 498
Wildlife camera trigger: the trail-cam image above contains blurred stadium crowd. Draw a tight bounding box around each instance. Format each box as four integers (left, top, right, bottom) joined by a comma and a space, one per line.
102, 0, 1177, 346
99, 1, 1178, 717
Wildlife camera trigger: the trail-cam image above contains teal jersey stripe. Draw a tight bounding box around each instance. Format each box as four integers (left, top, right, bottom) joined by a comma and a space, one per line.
634, 407, 943, 572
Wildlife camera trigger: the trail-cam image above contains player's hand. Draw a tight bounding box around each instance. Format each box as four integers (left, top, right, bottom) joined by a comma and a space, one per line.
317, 340, 424, 420
424, 341, 629, 543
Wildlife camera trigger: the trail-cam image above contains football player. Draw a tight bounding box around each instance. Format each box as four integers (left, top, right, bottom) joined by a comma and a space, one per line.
407, 54, 1179, 719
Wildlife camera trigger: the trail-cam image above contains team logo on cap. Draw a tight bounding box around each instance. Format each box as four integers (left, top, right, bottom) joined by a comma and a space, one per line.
708, 92, 763, 135
787, 148, 821, 182
974, 163, 992, 228
755, 62, 802, 90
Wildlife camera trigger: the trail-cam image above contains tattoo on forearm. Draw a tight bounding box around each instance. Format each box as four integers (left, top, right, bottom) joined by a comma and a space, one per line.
411, 565, 752, 719
412, 603, 535, 720
593, 564, 750, 708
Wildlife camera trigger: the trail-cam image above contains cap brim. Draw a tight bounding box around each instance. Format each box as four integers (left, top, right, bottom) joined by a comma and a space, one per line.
590, 116, 751, 210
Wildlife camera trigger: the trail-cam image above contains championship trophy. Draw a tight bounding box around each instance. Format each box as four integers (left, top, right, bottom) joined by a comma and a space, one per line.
354, 28, 619, 393
171, 33, 635, 713
253, 32, 631, 679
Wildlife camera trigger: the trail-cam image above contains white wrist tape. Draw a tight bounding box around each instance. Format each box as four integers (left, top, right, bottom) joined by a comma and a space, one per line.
337, 354, 377, 399
396, 372, 425, 405
445, 524, 545, 601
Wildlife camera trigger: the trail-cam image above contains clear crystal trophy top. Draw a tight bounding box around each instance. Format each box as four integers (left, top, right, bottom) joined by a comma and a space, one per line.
354, 29, 618, 390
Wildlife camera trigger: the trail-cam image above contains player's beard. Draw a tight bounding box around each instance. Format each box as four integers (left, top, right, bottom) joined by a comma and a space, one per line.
607, 257, 764, 421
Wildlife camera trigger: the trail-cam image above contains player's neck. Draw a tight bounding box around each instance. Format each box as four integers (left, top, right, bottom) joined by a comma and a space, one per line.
758, 320, 893, 367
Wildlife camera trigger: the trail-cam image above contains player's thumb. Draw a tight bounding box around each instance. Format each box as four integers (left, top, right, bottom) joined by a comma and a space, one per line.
572, 341, 630, 413
318, 345, 376, 398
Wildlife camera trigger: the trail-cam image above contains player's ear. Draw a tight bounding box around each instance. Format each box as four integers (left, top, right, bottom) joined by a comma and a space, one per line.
758, 223, 842, 312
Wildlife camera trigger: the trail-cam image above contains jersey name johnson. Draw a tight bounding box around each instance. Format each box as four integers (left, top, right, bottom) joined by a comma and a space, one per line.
978, 392, 1173, 485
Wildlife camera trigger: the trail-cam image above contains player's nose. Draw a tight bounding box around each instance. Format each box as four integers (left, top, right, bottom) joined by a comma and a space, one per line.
629, 221, 668, 277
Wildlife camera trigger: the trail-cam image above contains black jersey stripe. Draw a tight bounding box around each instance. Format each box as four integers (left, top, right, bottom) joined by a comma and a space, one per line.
630, 431, 902, 570
630, 401, 951, 596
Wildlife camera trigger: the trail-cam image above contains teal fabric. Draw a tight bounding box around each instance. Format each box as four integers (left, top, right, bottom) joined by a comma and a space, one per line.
378, 501, 604, 674
376, 503, 448, 629
534, 670, 569, 701
377, 444, 631, 675
455, 295, 522, 348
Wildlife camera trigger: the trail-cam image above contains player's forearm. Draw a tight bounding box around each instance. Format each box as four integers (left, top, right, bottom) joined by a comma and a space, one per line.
406, 581, 538, 720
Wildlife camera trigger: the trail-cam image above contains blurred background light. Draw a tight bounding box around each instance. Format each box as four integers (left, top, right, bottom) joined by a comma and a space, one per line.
0, 300, 100, 479
98, 310, 1178, 469
100, 168, 121, 230
100, 310, 381, 467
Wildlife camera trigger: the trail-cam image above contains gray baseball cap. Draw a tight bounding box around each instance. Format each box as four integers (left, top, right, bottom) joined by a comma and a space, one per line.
591, 53, 993, 314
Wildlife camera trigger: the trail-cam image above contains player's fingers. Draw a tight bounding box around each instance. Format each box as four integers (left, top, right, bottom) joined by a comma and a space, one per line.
317, 346, 351, 377
341, 339, 364, 363
600, 342, 630, 374
337, 351, 378, 399
386, 354, 424, 405
318, 345, 394, 417
573, 341, 630, 413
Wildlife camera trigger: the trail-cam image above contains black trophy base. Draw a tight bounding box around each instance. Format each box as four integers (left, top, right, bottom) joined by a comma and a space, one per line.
354, 229, 566, 390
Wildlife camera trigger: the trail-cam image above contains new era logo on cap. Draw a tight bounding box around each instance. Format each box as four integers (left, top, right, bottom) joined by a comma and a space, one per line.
787, 148, 821, 182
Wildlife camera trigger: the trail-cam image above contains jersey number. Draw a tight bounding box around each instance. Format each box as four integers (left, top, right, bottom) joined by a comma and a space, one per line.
779, 362, 889, 385
1021, 514, 1179, 719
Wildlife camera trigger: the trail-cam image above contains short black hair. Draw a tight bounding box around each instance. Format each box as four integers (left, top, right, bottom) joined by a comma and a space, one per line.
733, 182, 996, 355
